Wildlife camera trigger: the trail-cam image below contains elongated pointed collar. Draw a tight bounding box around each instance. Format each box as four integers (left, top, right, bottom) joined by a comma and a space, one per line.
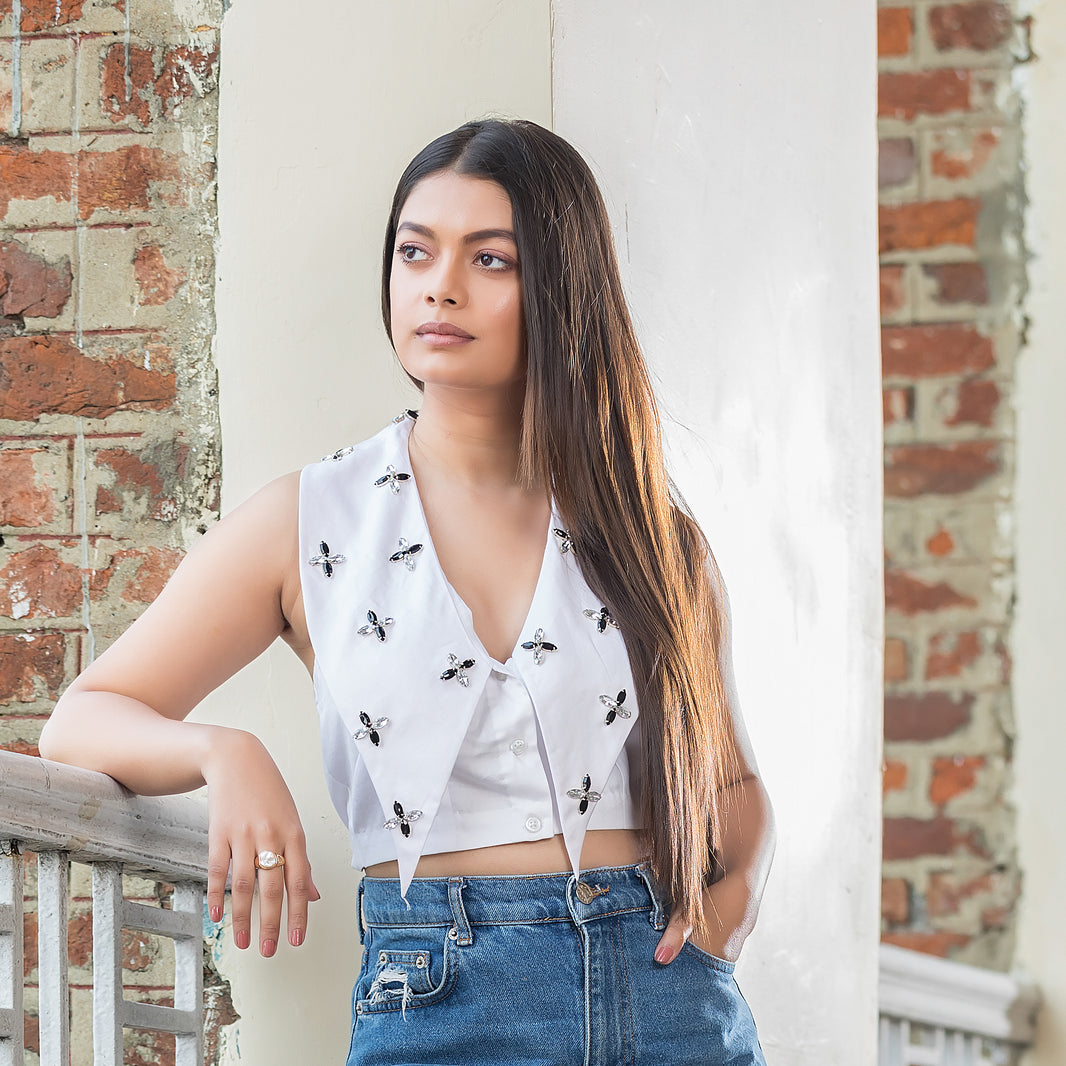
300, 415, 640, 897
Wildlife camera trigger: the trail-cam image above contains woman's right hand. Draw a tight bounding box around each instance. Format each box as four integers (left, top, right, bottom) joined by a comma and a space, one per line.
37, 471, 321, 956
202, 728, 320, 956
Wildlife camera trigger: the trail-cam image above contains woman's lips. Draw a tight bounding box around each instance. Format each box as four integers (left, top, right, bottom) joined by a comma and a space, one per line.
415, 321, 474, 345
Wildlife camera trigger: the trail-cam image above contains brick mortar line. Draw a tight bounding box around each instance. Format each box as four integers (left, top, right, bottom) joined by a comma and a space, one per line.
881, 434, 1015, 442
5, 223, 155, 233
71, 420, 94, 663
9, 0, 21, 137
885, 559, 1015, 570
0, 625, 90, 633
24, 129, 158, 139
44, 328, 163, 336
0, 419, 177, 436
877, 114, 1020, 131
0, 433, 143, 442
0, 533, 164, 541
0, 31, 132, 42
4, 136, 190, 148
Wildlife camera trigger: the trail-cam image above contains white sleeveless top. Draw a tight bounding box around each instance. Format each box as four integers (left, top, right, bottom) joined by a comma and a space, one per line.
299, 413, 642, 897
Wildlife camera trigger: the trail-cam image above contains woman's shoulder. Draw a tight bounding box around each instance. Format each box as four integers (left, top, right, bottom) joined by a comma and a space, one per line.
298, 413, 414, 495
184, 471, 303, 589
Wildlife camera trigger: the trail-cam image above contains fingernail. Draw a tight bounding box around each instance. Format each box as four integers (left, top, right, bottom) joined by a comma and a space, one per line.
209, 905, 222, 923
290, 928, 303, 947
262, 938, 276, 957
235, 929, 250, 950
654, 945, 672, 964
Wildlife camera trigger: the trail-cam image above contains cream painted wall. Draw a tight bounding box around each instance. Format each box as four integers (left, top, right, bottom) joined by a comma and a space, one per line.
209, 0, 881, 1060
206, 2, 550, 1061
1015, 4, 1066, 1063
552, 3, 882, 1063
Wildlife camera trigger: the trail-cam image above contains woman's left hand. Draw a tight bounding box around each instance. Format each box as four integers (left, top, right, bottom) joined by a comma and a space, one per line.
654, 912, 737, 966
653, 879, 751, 966
652, 908, 737, 967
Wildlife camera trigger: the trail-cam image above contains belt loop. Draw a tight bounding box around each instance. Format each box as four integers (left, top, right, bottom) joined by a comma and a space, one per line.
356, 876, 366, 941
634, 862, 668, 931
447, 876, 473, 946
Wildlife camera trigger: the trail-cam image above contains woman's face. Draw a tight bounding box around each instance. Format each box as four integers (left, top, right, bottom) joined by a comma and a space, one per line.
389, 170, 525, 394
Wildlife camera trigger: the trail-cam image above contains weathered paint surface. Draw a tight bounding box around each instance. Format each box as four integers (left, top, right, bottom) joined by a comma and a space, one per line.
1, 0, 226, 1060
552, 2, 882, 1062
208, 0, 551, 1061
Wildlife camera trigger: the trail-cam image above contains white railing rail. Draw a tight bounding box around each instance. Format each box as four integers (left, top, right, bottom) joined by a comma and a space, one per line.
879, 942, 1042, 1066
0, 750, 209, 1066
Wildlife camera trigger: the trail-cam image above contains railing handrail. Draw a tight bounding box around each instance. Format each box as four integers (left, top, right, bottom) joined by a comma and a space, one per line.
0, 750, 209, 883
879, 942, 1041, 1045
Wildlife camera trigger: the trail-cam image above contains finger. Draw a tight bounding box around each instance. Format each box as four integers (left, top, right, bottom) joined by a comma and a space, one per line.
206, 835, 230, 927
654, 915, 692, 965
229, 837, 256, 951
257, 859, 286, 957
284, 853, 314, 948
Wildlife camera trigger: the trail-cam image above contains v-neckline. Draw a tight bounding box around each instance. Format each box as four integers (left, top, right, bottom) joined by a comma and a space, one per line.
400, 419, 557, 671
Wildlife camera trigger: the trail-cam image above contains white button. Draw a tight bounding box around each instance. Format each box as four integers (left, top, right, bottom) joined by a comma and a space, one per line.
510, 739, 527, 755
524, 816, 542, 833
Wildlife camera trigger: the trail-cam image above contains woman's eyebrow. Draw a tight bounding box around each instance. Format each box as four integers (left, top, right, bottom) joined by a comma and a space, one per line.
396, 221, 516, 244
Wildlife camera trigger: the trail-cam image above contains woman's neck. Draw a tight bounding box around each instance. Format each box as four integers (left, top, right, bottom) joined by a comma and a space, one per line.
408, 389, 532, 493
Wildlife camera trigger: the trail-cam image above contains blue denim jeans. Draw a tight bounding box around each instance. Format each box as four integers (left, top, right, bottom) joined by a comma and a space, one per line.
347, 863, 766, 1065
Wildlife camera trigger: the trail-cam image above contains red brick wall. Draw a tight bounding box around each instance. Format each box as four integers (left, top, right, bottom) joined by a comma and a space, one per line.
0, 0, 221, 752
878, 0, 1028, 969
1, 0, 225, 1059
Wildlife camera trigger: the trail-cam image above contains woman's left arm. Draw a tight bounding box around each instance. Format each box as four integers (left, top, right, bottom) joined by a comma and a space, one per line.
654, 580, 777, 966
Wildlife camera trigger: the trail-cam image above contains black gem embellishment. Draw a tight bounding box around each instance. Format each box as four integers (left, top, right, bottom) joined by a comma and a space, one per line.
567, 774, 602, 815
384, 800, 422, 837
440, 653, 476, 687
374, 465, 412, 494
600, 689, 630, 726
392, 409, 420, 423
583, 606, 619, 633
321, 445, 354, 462
553, 528, 573, 554
389, 537, 424, 572
353, 711, 390, 746
309, 540, 346, 578
358, 610, 394, 642
521, 627, 557, 665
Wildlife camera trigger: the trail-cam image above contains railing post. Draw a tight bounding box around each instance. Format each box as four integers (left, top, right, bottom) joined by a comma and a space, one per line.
174, 883, 205, 1066
92, 862, 124, 1066
0, 754, 217, 1063
0, 842, 24, 1066
35, 851, 70, 1066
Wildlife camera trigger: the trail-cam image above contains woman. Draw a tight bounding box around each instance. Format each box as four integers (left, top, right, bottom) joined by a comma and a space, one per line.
40, 118, 774, 1064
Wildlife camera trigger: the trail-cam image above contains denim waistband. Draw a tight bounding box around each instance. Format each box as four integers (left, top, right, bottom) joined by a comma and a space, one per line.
358, 862, 669, 943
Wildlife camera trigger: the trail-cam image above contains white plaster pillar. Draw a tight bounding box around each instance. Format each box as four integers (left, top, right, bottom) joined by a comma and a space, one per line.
551, 4, 883, 1062
208, 2, 550, 1060
1015, 4, 1066, 1063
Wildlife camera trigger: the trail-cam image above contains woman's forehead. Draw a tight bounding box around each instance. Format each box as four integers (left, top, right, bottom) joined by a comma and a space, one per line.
399, 171, 513, 231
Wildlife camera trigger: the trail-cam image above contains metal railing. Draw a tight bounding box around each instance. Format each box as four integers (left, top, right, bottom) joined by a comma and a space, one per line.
1, 749, 1048, 1065
879, 942, 1041, 1066
0, 750, 209, 1066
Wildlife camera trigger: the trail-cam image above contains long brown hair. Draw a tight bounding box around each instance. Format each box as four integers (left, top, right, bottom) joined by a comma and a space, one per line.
381, 118, 739, 935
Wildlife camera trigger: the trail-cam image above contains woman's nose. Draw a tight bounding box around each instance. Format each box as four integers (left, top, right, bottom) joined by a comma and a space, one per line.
423, 258, 466, 307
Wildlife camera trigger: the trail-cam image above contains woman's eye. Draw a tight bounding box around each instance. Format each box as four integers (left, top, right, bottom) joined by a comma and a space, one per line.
476, 252, 510, 270
398, 245, 428, 262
